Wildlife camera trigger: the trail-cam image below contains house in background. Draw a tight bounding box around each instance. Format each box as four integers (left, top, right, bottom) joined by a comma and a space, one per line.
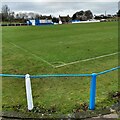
59, 15, 71, 24
27, 15, 53, 25
39, 15, 53, 25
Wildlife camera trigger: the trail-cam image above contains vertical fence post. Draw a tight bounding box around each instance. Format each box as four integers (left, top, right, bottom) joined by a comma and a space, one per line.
89, 73, 97, 110
25, 74, 34, 110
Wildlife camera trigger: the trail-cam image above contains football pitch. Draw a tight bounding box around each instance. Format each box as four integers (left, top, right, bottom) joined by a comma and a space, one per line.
2, 22, 119, 114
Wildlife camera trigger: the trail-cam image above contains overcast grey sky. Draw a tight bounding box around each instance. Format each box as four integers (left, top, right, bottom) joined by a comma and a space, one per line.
1, 0, 119, 17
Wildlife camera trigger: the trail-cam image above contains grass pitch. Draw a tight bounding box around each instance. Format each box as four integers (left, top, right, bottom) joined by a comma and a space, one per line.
2, 22, 118, 114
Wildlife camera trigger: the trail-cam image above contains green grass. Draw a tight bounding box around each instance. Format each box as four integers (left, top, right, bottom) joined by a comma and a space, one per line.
2, 22, 119, 114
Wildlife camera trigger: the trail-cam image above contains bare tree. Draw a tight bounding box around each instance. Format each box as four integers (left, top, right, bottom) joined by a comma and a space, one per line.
9, 12, 15, 23
1, 5, 10, 21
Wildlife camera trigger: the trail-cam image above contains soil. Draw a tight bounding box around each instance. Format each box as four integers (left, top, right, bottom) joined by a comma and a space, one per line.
1, 102, 120, 119
1, 91, 120, 119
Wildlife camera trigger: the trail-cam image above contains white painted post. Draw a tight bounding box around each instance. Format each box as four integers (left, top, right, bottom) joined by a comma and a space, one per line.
25, 74, 34, 110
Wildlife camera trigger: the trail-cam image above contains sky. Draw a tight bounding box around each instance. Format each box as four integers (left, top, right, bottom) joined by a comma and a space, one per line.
1, 0, 120, 17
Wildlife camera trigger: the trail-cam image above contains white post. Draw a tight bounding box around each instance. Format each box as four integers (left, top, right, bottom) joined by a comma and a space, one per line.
25, 74, 34, 110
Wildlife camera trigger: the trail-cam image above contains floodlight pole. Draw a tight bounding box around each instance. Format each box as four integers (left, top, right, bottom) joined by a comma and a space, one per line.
25, 74, 34, 110
89, 73, 97, 110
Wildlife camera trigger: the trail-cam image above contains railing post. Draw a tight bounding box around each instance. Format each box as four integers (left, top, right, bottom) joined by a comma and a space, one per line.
25, 74, 34, 110
89, 73, 97, 110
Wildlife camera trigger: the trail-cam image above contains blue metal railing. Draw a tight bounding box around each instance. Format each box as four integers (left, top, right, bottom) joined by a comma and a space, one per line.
0, 66, 120, 110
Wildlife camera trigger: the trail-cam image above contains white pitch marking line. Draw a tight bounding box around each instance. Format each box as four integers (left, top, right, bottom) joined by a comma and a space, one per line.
55, 52, 119, 68
9, 42, 55, 68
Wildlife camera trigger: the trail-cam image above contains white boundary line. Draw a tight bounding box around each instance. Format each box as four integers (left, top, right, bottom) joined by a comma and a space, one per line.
55, 52, 119, 68
7, 41, 119, 69
9, 42, 55, 68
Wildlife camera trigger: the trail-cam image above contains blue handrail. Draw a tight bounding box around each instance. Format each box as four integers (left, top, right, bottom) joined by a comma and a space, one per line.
97, 66, 120, 75
1, 66, 120, 110
0, 74, 25, 78
0, 66, 119, 78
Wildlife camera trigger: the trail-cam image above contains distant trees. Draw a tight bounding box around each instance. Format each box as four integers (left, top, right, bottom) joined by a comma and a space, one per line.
0, 13, 2, 22
1, 4, 118, 24
117, 10, 120, 17
72, 14, 76, 20
1, 5, 10, 21
84, 10, 93, 20
1, 4, 15, 23
72, 10, 93, 21
35, 14, 40, 19
52, 17, 59, 23
9, 12, 15, 23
